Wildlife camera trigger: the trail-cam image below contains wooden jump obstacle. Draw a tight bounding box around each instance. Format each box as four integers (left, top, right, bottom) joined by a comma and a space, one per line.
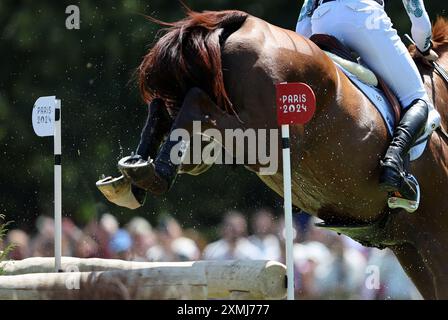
0, 257, 287, 300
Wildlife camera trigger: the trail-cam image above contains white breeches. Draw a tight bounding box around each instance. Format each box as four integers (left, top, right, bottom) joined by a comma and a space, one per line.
301, 0, 430, 108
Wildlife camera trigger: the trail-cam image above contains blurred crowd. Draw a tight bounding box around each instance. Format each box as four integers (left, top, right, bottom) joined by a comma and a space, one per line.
0, 208, 421, 300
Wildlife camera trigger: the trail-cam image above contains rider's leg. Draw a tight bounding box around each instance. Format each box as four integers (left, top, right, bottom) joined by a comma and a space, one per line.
310, 0, 430, 200
379, 100, 428, 198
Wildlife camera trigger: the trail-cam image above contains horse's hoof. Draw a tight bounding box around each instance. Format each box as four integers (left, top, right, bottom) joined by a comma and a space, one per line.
96, 175, 145, 209
117, 156, 168, 194
118, 155, 153, 179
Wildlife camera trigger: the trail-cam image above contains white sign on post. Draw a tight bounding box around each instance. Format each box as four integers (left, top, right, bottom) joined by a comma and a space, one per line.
32, 96, 56, 137
32, 96, 62, 272
276, 83, 316, 300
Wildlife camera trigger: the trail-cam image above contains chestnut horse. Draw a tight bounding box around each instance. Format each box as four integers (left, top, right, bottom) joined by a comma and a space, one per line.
115, 10, 448, 298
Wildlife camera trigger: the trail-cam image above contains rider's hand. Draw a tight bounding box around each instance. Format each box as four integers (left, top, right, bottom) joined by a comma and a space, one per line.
417, 41, 439, 66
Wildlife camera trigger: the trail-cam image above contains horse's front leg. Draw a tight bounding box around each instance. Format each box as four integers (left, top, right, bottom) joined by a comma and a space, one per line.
135, 98, 173, 160
96, 99, 172, 207
119, 87, 242, 195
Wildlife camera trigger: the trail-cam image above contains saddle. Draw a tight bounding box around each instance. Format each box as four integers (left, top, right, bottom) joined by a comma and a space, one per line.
310, 34, 401, 126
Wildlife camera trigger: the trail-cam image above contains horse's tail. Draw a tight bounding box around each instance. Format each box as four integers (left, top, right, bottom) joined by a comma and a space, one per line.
138, 9, 248, 115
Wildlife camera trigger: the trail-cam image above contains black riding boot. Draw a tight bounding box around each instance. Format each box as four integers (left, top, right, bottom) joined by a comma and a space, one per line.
379, 99, 429, 200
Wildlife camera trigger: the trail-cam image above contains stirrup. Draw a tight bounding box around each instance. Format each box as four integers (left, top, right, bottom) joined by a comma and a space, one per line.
387, 174, 420, 213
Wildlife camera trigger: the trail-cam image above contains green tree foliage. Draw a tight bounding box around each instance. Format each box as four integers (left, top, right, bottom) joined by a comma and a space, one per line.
0, 215, 13, 272
0, 1, 446, 237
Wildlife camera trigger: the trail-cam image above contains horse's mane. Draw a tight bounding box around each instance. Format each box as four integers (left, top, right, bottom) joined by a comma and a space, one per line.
432, 17, 448, 51
410, 17, 448, 60
138, 9, 248, 114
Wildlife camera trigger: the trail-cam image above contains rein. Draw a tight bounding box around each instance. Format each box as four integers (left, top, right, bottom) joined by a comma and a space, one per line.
434, 61, 448, 86
431, 60, 448, 141
437, 126, 448, 142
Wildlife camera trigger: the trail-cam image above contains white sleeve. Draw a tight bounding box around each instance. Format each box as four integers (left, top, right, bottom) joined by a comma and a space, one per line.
295, 0, 315, 38
402, 0, 432, 52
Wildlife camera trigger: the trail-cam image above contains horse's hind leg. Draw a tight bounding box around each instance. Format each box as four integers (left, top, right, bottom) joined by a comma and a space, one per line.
390, 243, 436, 299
